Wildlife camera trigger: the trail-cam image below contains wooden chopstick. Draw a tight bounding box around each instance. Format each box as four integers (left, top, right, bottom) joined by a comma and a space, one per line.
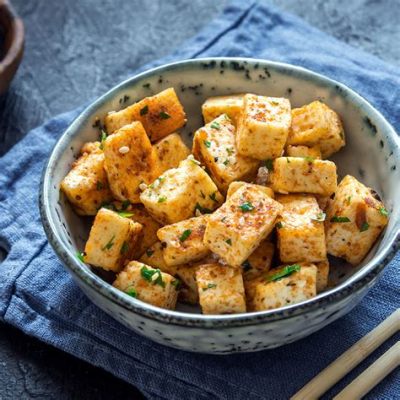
291, 308, 400, 400
333, 341, 400, 400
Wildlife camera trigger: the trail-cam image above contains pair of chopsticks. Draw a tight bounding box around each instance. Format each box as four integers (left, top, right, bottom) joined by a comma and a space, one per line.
291, 309, 400, 399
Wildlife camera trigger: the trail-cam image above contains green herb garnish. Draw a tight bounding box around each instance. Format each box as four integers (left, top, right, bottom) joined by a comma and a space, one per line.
225, 238, 232, 246
239, 201, 255, 212
120, 241, 129, 255
266, 264, 301, 282
330, 216, 351, 223
312, 212, 326, 222
140, 105, 149, 116
125, 287, 137, 298
179, 229, 192, 242
226, 147, 234, 156
276, 221, 284, 229
265, 159, 274, 171
223, 159, 229, 166
360, 222, 369, 232
194, 203, 212, 214
102, 235, 116, 251
204, 140, 211, 148
159, 111, 171, 119
76, 252, 85, 262
304, 156, 315, 163
202, 283, 217, 291
209, 192, 218, 202
210, 121, 220, 130
379, 207, 389, 217
140, 265, 165, 288
145, 249, 154, 257
118, 211, 134, 218
121, 200, 131, 210
158, 196, 167, 203
346, 196, 352, 205
99, 129, 107, 150
171, 279, 181, 290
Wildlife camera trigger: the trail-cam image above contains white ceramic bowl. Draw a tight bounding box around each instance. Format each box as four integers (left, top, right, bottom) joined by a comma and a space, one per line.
40, 58, 400, 354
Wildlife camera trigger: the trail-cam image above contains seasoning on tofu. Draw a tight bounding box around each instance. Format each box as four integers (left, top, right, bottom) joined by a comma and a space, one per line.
62, 88, 389, 314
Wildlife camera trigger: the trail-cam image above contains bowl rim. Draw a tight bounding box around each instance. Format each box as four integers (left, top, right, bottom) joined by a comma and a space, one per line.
40, 57, 400, 328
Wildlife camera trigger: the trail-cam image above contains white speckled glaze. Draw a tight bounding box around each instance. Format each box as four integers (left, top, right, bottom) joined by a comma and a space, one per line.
40, 58, 400, 354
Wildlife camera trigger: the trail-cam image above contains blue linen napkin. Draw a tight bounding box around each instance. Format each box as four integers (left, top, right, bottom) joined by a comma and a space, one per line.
0, 1, 399, 398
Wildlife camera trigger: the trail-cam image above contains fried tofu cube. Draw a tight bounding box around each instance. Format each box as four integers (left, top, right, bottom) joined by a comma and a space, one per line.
157, 216, 210, 266
174, 265, 199, 304
204, 184, 282, 266
61, 143, 113, 215
113, 261, 178, 310
192, 114, 259, 192
196, 263, 246, 314
227, 181, 274, 199
276, 194, 327, 263
154, 133, 190, 174
271, 157, 337, 196
104, 88, 187, 142
139, 241, 177, 275
103, 122, 160, 203
140, 157, 223, 224
236, 94, 291, 160
325, 175, 389, 265
315, 260, 329, 292
286, 145, 321, 159
84, 208, 143, 272
202, 94, 244, 124
252, 264, 317, 311
288, 101, 345, 158
242, 240, 274, 281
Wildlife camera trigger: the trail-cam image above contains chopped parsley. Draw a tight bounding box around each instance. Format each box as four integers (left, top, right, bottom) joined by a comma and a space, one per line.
102, 235, 116, 251
242, 260, 252, 272
203, 283, 217, 291
120, 241, 129, 255
140, 265, 165, 288
223, 159, 229, 166
312, 212, 326, 222
209, 192, 218, 202
125, 287, 137, 298
145, 249, 154, 257
226, 147, 234, 156
140, 105, 149, 115
159, 111, 171, 119
76, 252, 85, 262
179, 229, 192, 242
118, 211, 134, 218
266, 264, 301, 282
204, 140, 211, 148
360, 222, 370, 232
194, 203, 212, 214
265, 159, 274, 171
158, 196, 167, 203
210, 121, 220, 130
225, 238, 232, 246
379, 207, 389, 217
239, 201, 255, 212
276, 221, 284, 229
96, 181, 103, 190
330, 216, 351, 223
99, 130, 107, 150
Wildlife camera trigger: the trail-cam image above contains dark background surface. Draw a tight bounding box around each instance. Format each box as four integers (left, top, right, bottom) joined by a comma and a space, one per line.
0, 0, 399, 398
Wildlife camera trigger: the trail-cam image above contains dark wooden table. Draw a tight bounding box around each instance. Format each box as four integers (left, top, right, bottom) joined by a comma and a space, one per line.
0, 0, 399, 398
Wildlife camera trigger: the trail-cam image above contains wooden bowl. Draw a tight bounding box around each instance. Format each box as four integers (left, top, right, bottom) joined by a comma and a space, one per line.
0, 0, 24, 94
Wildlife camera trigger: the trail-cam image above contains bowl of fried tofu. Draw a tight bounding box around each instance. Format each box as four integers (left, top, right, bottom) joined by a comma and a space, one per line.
40, 58, 400, 353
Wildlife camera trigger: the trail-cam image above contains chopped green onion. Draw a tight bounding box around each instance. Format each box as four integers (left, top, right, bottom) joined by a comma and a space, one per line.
225, 238, 232, 246
102, 235, 116, 251
204, 140, 211, 148
120, 241, 129, 255
360, 222, 369, 232
159, 111, 171, 119
140, 265, 165, 288
140, 105, 149, 115
118, 211, 134, 218
209, 192, 218, 202
158, 196, 167, 203
76, 252, 85, 262
379, 207, 389, 217
239, 201, 255, 212
99, 130, 107, 150
312, 212, 326, 222
276, 221, 284, 229
330, 216, 351, 223
303, 156, 315, 163
210, 121, 220, 130
179, 229, 192, 242
145, 249, 154, 257
202, 283, 217, 291
266, 264, 301, 282
126, 287, 137, 298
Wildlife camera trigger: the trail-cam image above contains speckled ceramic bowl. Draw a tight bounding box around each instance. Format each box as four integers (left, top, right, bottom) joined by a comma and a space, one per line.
40, 58, 400, 354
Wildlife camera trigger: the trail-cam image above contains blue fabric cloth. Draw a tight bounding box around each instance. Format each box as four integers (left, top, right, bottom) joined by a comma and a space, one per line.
0, 1, 399, 398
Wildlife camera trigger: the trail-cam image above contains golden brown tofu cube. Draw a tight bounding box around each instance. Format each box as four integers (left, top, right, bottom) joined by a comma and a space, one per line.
104, 88, 186, 142
288, 101, 345, 158
271, 157, 337, 196
242, 240, 274, 281
252, 264, 317, 311
202, 94, 244, 124
61, 143, 113, 215
139, 241, 177, 275
227, 181, 274, 199
196, 263, 246, 314
113, 261, 178, 310
204, 183, 282, 266
174, 264, 199, 305
157, 215, 210, 266
153, 133, 190, 174
103, 122, 160, 203
140, 157, 223, 224
84, 208, 143, 272
192, 114, 259, 192
286, 145, 321, 159
236, 94, 291, 160
276, 194, 327, 263
325, 175, 389, 265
